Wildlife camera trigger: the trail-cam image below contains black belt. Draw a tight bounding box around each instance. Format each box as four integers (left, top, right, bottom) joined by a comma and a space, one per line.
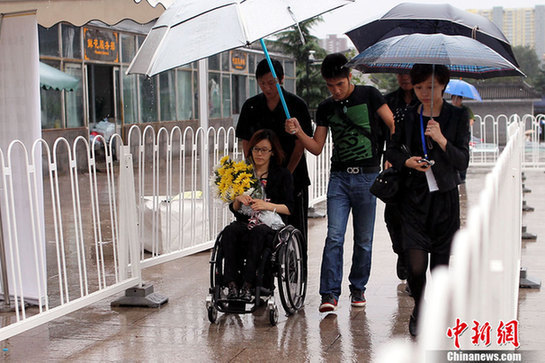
331, 165, 380, 174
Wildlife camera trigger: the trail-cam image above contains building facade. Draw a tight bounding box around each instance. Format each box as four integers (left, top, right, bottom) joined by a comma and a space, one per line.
319, 34, 349, 54
38, 20, 297, 141
468, 5, 545, 62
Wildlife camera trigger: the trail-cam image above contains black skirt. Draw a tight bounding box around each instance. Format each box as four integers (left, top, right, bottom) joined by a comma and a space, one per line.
399, 181, 460, 255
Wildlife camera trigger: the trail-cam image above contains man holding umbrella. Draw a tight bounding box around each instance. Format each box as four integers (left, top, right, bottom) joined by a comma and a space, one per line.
236, 58, 313, 258
287, 53, 395, 312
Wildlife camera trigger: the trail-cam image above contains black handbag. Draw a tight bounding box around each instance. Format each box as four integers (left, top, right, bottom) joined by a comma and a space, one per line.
370, 168, 400, 203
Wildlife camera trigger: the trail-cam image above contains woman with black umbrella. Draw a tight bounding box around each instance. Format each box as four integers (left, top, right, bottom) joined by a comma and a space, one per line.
385, 64, 470, 336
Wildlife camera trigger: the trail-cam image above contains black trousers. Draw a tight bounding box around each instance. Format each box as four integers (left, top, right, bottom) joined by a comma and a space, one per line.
384, 202, 404, 256
221, 221, 275, 286
287, 186, 308, 264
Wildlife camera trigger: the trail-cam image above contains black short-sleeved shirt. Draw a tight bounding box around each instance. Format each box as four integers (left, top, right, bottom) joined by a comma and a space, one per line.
236, 88, 313, 192
316, 85, 386, 169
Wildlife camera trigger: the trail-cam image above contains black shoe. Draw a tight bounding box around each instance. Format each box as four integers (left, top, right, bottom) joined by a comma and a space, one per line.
240, 283, 253, 302
239, 286, 252, 301
409, 313, 418, 336
318, 294, 338, 312
227, 282, 238, 299
350, 289, 366, 307
396, 255, 408, 280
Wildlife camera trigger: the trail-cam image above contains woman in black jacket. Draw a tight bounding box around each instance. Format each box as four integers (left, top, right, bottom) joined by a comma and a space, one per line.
385, 64, 470, 336
222, 129, 294, 301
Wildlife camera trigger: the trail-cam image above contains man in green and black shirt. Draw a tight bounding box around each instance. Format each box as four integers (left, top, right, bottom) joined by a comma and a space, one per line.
286, 53, 394, 312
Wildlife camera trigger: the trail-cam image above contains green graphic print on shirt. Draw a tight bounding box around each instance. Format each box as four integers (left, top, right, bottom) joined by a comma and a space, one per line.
329, 103, 373, 164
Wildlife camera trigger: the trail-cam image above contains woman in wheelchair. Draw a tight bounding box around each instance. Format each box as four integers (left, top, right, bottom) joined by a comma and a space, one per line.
222, 129, 294, 301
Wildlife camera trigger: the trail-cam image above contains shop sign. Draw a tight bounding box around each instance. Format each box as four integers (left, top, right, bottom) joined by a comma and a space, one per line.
83, 28, 119, 63
231, 51, 247, 71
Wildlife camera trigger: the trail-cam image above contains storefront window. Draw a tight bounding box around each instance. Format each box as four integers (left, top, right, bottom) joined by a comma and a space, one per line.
40, 60, 62, 128
209, 54, 220, 71
231, 75, 246, 115
221, 52, 230, 71
222, 75, 231, 117
40, 88, 62, 128
62, 24, 81, 59
64, 63, 84, 127
121, 34, 136, 63
248, 54, 255, 75
39, 25, 60, 57
122, 70, 138, 124
139, 75, 158, 123
159, 71, 176, 121
284, 61, 295, 77
193, 70, 199, 119
177, 70, 193, 120
249, 77, 257, 97
209, 73, 221, 118
284, 78, 295, 93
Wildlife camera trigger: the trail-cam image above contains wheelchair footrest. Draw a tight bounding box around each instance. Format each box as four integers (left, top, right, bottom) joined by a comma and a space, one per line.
216, 298, 256, 313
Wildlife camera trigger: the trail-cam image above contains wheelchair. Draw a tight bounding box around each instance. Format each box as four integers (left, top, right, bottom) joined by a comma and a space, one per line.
206, 224, 307, 326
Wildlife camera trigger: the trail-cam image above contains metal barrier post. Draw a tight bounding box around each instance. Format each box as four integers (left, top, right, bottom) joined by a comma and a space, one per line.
111, 146, 168, 308
0, 205, 12, 310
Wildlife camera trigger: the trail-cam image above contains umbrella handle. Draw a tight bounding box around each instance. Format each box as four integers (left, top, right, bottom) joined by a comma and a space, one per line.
260, 39, 291, 119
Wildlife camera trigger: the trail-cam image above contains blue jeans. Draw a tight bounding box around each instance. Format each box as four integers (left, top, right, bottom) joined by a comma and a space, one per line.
319, 171, 378, 299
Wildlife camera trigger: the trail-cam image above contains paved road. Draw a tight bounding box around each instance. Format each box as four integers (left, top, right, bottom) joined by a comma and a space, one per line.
1, 169, 543, 362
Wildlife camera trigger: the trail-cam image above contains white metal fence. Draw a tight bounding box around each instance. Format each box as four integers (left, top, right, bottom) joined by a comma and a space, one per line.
0, 123, 333, 340
470, 113, 545, 169
0, 136, 139, 340
375, 120, 525, 362
0, 114, 542, 342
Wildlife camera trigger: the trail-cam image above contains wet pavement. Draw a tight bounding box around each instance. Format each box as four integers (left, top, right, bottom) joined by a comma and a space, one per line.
1, 169, 544, 362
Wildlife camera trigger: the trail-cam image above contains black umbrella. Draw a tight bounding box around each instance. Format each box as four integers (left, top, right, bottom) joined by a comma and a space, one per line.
346, 2, 519, 67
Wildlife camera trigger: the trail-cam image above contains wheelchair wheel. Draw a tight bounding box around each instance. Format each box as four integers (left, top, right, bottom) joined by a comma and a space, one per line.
208, 233, 225, 316
268, 304, 279, 326
208, 305, 218, 323
277, 227, 306, 315
209, 235, 223, 294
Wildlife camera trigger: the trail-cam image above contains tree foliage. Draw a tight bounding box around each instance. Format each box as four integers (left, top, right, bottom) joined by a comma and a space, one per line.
534, 66, 545, 95
273, 18, 329, 108
478, 45, 541, 89
513, 45, 540, 80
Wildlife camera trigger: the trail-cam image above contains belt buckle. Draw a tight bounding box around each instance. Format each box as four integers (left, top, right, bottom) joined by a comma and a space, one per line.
347, 167, 359, 174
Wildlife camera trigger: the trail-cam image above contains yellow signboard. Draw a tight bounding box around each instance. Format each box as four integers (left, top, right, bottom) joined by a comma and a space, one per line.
231, 51, 247, 71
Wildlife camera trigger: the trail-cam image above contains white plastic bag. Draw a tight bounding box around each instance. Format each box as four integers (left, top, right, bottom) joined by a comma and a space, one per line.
239, 205, 285, 230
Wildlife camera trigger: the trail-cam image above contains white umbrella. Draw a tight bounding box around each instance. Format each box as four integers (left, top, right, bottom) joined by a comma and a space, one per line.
128, 0, 353, 76
127, 0, 354, 118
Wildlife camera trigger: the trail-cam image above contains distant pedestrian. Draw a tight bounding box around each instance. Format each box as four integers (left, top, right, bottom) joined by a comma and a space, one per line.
383, 73, 419, 282
450, 95, 474, 182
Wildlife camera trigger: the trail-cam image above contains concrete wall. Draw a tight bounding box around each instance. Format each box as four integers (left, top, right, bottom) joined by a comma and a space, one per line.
465, 101, 534, 121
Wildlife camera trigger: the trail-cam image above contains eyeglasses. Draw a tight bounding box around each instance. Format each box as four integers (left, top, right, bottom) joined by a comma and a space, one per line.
252, 147, 272, 154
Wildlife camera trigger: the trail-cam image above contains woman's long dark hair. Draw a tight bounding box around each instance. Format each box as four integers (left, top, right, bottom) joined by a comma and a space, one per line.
246, 129, 285, 166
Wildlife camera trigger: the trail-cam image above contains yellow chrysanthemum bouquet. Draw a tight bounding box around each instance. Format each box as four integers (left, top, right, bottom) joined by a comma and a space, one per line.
212, 155, 261, 203
211, 155, 284, 230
